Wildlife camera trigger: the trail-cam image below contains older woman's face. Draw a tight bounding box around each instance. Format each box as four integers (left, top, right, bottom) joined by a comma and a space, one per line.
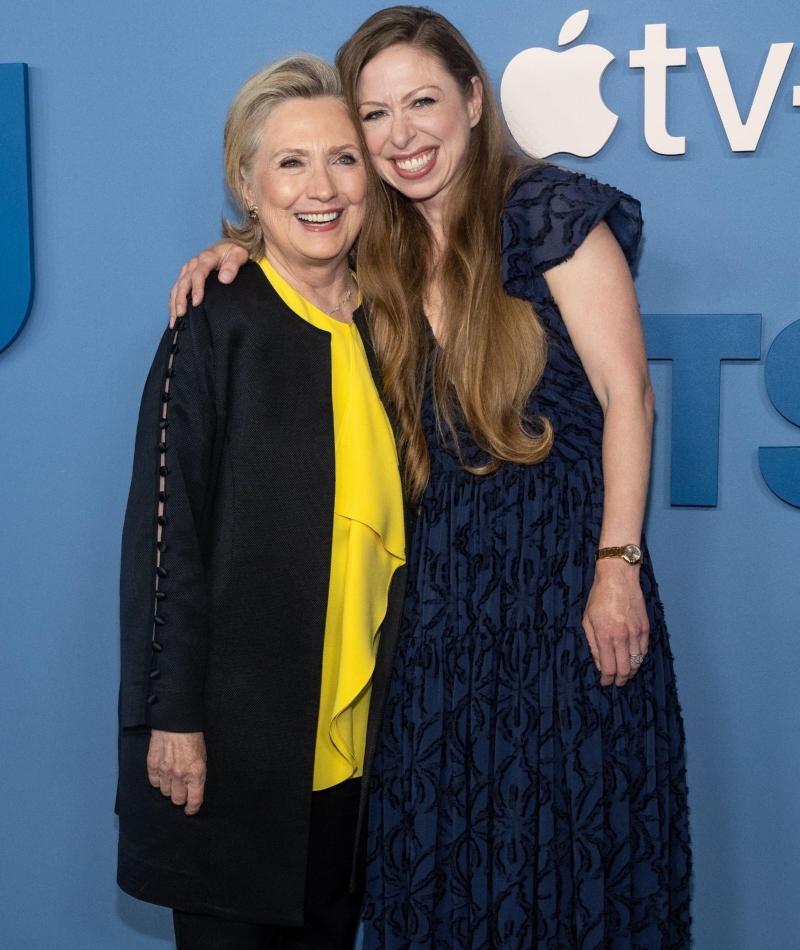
245, 97, 366, 269
356, 44, 482, 217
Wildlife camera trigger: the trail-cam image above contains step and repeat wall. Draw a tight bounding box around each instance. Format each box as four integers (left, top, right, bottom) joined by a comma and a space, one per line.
1, 1, 798, 947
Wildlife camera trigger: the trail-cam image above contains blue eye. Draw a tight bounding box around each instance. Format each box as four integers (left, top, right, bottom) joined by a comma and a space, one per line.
361, 110, 386, 122
413, 97, 436, 108
336, 153, 358, 165
279, 158, 301, 168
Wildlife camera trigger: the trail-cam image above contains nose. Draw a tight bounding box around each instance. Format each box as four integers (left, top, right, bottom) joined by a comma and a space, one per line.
307, 159, 337, 203
388, 112, 415, 151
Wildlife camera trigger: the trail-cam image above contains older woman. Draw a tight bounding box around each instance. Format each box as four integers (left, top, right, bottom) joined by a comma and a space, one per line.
117, 54, 406, 950
168, 7, 691, 950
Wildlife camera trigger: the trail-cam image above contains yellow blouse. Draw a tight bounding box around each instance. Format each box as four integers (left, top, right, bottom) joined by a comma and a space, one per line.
257, 258, 406, 791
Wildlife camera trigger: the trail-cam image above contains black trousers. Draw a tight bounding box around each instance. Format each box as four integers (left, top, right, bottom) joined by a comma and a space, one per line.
173, 778, 363, 950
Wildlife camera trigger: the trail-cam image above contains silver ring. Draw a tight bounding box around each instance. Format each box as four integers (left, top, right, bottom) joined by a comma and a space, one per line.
629, 653, 645, 664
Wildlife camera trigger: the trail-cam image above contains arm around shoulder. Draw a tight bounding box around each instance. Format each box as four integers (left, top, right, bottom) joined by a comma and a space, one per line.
169, 242, 250, 324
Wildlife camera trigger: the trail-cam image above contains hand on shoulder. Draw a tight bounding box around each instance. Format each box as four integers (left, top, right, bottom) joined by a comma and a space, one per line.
169, 242, 249, 325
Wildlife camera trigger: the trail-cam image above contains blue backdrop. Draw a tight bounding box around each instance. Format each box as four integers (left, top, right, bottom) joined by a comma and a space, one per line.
1, 2, 798, 948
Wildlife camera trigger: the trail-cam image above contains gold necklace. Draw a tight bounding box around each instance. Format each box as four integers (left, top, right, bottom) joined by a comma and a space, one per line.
325, 274, 356, 316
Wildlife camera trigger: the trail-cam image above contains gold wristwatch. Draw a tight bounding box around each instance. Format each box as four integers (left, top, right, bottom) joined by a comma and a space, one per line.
595, 544, 643, 565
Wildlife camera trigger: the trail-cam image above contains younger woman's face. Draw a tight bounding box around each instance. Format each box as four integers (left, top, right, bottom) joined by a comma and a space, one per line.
356, 44, 482, 219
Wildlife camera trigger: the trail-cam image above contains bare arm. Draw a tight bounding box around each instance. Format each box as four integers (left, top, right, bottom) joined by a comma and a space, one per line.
544, 221, 654, 688
168, 241, 249, 325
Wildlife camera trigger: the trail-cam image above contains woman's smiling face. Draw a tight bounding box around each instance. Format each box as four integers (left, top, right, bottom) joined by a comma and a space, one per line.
243, 96, 366, 271
356, 44, 482, 218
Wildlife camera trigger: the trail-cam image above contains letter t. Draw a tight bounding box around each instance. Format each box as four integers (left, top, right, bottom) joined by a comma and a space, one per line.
630, 24, 687, 155
643, 314, 761, 506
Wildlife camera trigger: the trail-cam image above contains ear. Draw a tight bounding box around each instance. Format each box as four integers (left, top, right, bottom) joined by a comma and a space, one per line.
242, 182, 254, 209
467, 76, 483, 129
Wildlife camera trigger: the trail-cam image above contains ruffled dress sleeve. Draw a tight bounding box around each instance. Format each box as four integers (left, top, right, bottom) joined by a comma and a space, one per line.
502, 164, 643, 301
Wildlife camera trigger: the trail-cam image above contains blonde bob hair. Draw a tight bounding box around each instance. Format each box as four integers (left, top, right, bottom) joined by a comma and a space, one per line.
222, 54, 345, 259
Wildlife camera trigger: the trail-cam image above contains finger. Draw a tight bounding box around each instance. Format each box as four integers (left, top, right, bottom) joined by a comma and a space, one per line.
168, 263, 189, 326
170, 779, 189, 807
219, 246, 248, 284
190, 251, 219, 305
184, 777, 205, 815
639, 623, 650, 658
169, 290, 182, 327
158, 772, 172, 798
581, 618, 601, 671
168, 274, 184, 326
191, 271, 207, 306
614, 635, 633, 687
173, 259, 198, 320
174, 275, 194, 320
596, 637, 617, 688
628, 626, 650, 677
147, 737, 163, 787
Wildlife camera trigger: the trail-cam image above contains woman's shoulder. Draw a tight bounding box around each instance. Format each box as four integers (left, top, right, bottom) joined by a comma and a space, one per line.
502, 163, 643, 289
505, 162, 592, 201
196, 259, 293, 337
200, 259, 270, 313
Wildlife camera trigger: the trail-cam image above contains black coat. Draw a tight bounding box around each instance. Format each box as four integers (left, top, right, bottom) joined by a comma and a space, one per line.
116, 262, 408, 925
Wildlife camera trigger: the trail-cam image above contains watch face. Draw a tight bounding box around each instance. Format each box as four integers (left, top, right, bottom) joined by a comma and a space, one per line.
623, 544, 642, 564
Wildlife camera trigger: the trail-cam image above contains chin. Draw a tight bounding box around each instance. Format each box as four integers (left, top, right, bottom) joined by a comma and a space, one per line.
398, 180, 443, 203
385, 173, 433, 196
303, 246, 347, 263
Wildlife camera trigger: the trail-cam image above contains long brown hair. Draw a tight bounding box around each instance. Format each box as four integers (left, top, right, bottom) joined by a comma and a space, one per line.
336, 6, 553, 505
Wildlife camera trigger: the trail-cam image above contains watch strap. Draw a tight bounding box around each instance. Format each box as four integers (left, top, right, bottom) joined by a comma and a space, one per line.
595, 544, 642, 564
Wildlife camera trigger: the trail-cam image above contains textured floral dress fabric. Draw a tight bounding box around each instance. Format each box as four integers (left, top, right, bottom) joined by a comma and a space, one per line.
361, 166, 692, 950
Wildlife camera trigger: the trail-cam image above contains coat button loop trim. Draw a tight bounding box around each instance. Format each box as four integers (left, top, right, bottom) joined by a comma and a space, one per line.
150, 324, 181, 672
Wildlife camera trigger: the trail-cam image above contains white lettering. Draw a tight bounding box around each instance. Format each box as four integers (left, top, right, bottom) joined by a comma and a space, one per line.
697, 43, 793, 151
629, 24, 687, 156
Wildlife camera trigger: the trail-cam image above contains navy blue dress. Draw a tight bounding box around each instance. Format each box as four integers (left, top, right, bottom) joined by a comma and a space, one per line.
361, 167, 692, 950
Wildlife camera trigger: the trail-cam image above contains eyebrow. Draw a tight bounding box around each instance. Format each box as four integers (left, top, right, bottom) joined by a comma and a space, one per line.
270, 143, 360, 160
358, 84, 443, 109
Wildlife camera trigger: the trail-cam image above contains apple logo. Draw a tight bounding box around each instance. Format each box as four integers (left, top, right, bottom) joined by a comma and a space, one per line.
501, 10, 619, 159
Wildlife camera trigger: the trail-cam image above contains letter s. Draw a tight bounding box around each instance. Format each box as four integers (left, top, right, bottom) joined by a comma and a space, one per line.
0, 64, 34, 354
760, 320, 800, 507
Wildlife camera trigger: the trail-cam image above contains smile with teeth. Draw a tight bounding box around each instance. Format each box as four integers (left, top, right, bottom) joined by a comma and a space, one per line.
394, 149, 435, 172
296, 211, 341, 223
